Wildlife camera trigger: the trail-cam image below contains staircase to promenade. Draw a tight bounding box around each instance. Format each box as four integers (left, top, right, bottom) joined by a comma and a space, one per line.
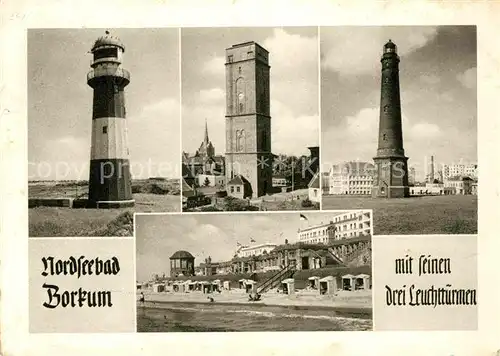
256, 261, 296, 294
342, 242, 372, 266
326, 247, 345, 265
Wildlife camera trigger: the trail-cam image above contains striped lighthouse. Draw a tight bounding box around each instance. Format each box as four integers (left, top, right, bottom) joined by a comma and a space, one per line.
87, 31, 134, 208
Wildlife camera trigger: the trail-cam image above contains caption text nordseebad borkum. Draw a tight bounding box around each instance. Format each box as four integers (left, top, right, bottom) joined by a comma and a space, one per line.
386, 255, 477, 307
41, 256, 120, 308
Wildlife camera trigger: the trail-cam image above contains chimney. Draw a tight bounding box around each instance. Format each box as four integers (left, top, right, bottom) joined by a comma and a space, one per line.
430, 156, 435, 182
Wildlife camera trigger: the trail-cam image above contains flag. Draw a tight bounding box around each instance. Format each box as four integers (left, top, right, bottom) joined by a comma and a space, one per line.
300, 214, 308, 221
250, 238, 256, 243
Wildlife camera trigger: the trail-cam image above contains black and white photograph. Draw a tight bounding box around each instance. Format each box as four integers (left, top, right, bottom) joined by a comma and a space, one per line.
28, 28, 181, 237
136, 211, 373, 332
181, 27, 321, 212
320, 26, 477, 235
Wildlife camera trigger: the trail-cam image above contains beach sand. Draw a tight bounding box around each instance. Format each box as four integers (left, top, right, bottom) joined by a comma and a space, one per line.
138, 287, 372, 312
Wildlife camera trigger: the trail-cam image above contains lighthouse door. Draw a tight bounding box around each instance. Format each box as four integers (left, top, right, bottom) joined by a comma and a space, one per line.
379, 182, 388, 197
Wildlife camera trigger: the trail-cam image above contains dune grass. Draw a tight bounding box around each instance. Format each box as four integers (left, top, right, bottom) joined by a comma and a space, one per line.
322, 194, 477, 235
29, 193, 181, 237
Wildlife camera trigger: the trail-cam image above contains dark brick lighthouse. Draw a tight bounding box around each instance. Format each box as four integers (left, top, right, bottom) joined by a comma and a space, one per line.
87, 31, 134, 208
372, 40, 410, 198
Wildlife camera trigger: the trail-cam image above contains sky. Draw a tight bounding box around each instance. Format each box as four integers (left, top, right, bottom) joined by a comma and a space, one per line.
320, 26, 477, 181
136, 211, 344, 282
181, 27, 319, 158
28, 28, 180, 180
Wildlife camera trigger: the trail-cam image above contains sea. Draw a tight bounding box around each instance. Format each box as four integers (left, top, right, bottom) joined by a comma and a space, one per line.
137, 302, 372, 332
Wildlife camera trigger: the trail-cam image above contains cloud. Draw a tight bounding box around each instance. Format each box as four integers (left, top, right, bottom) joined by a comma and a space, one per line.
202, 55, 225, 76
408, 122, 441, 140
322, 27, 439, 75
29, 135, 89, 180
198, 87, 225, 104
457, 67, 476, 89
263, 28, 318, 79
182, 99, 225, 154
438, 91, 454, 102
322, 106, 445, 168
264, 28, 319, 117
271, 99, 319, 156
128, 97, 180, 178
420, 74, 441, 85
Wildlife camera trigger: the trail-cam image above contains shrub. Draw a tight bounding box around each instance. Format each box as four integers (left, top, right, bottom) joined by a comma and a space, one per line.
301, 198, 313, 208
132, 182, 169, 195
91, 211, 134, 237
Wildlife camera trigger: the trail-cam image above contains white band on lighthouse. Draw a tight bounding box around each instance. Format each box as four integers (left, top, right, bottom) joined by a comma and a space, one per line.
91, 117, 130, 160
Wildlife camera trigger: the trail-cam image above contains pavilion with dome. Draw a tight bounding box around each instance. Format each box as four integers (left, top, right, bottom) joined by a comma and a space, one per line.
169, 250, 195, 278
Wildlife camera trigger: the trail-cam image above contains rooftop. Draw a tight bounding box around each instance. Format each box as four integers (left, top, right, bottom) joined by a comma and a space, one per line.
91, 31, 125, 52
170, 250, 195, 259
227, 41, 269, 53
227, 175, 250, 185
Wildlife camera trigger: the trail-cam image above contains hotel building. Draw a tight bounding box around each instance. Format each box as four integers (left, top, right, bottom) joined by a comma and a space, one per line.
328, 162, 374, 195
443, 163, 478, 180
237, 243, 278, 258
297, 210, 372, 244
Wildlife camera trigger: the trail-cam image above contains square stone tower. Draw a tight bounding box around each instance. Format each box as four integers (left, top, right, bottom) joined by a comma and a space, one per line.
225, 42, 273, 198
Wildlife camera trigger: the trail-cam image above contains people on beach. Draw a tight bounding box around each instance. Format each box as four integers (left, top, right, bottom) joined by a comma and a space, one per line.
139, 292, 145, 304
248, 293, 261, 302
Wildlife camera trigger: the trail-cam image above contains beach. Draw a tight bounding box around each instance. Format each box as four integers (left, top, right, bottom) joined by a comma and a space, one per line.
139, 288, 372, 311
137, 288, 372, 331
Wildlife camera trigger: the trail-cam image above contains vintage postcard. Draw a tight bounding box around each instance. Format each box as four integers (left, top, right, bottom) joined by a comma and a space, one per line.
0, 1, 499, 356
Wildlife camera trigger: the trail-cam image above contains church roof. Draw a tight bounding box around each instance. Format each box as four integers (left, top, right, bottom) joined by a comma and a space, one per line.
185, 155, 224, 166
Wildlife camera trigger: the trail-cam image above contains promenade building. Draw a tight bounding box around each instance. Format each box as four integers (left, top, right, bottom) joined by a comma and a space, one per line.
444, 176, 474, 195
237, 243, 278, 258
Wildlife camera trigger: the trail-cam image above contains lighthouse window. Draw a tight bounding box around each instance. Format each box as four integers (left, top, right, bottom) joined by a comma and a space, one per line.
238, 66, 242, 74
239, 103, 244, 113
102, 126, 108, 134
383, 134, 387, 141
227, 55, 233, 63
94, 47, 118, 61
384, 77, 390, 84
383, 105, 389, 113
